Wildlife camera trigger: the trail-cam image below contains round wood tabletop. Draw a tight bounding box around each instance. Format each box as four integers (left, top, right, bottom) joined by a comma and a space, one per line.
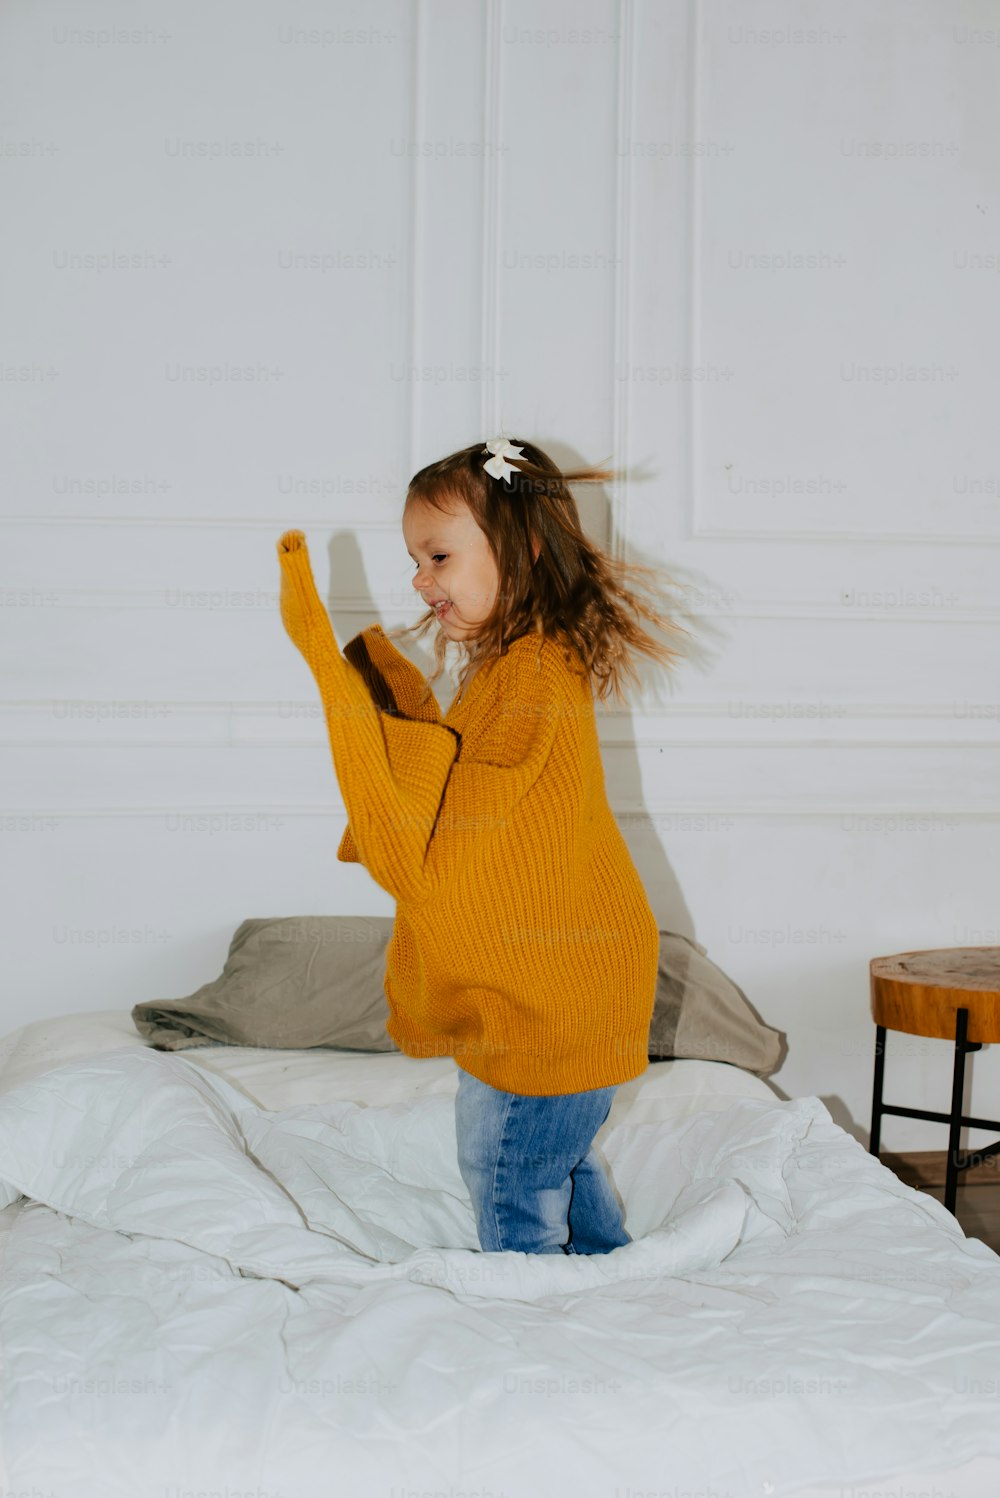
870, 946, 1000, 1042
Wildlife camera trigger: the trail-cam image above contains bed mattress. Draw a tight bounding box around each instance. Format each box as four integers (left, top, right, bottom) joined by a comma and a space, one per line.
0, 1010, 998, 1498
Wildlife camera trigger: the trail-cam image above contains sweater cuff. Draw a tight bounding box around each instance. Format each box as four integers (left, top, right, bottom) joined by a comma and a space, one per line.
337, 822, 361, 863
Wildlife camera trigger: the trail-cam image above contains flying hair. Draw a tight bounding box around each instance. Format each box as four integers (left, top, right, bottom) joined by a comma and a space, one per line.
386, 437, 690, 707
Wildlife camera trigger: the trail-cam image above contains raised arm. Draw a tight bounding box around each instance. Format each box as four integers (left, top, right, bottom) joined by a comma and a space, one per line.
335, 622, 447, 865
276, 529, 461, 904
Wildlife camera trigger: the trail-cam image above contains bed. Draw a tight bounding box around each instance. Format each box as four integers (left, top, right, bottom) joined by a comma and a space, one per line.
1, 1006, 1000, 1498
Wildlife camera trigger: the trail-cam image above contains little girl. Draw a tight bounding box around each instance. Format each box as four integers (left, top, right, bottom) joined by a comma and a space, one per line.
277, 437, 684, 1256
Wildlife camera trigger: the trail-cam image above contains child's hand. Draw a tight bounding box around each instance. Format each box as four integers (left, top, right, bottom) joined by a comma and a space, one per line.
276, 528, 324, 656
277, 528, 306, 555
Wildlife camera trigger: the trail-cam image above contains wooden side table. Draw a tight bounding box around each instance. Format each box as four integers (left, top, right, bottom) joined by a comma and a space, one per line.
869, 946, 1000, 1215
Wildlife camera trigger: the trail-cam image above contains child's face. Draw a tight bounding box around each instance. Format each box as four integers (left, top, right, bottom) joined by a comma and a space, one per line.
404, 497, 500, 641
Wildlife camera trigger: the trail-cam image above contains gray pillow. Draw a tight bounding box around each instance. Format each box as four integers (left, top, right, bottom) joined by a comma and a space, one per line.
649, 930, 784, 1077
131, 916, 398, 1053
132, 917, 784, 1076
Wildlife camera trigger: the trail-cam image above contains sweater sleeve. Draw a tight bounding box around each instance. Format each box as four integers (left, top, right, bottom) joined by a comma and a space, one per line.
277, 529, 461, 904
421, 639, 573, 888
335, 623, 446, 866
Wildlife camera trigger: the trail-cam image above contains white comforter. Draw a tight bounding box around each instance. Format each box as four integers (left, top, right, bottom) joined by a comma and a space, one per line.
0, 1046, 999, 1498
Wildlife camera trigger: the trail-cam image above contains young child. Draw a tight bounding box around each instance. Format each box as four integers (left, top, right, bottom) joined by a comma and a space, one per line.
276, 437, 685, 1256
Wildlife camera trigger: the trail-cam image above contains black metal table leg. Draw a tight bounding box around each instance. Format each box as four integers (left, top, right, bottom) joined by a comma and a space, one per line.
946, 1007, 972, 1216
869, 1024, 886, 1157
870, 1008, 993, 1219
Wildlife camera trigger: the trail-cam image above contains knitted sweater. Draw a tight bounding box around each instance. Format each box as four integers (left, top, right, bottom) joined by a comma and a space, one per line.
276, 529, 659, 1095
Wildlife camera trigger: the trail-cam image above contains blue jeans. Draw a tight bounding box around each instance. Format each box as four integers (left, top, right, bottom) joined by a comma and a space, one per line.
454, 1067, 631, 1255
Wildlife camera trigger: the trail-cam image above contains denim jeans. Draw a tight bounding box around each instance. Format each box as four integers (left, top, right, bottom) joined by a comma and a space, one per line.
454, 1066, 631, 1255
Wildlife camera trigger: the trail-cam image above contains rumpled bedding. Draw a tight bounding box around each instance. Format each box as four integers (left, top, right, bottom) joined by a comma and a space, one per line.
0, 1048, 998, 1498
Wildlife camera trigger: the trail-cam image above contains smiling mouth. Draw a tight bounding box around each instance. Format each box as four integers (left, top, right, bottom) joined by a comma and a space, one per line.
432, 601, 452, 619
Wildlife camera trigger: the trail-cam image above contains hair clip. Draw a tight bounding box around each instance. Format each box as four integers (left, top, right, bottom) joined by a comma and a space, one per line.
482, 438, 525, 484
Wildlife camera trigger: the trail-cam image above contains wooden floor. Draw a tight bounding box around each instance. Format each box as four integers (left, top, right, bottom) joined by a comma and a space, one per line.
920, 1185, 1000, 1252
881, 1150, 1000, 1255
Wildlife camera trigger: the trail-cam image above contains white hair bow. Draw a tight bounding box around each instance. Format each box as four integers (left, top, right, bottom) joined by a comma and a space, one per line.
482, 438, 525, 484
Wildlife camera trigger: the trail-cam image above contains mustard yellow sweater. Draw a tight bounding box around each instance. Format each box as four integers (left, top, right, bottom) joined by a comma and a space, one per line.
277, 529, 659, 1095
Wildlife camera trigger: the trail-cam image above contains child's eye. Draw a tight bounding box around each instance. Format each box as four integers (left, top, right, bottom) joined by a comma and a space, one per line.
413, 555, 447, 567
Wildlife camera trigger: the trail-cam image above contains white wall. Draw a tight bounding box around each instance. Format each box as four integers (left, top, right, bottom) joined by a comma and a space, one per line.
2, 0, 998, 1150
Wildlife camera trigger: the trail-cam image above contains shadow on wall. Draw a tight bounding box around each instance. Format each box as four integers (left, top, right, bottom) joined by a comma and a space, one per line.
818, 1094, 868, 1148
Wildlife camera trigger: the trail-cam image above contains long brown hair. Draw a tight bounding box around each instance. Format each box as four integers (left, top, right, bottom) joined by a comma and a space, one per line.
386, 437, 689, 707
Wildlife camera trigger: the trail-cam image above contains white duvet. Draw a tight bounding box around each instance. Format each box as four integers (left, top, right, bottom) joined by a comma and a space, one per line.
1, 1043, 999, 1498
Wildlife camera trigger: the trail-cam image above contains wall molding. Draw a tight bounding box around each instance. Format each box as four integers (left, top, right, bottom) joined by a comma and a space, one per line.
480, 0, 503, 439
4, 804, 999, 821
690, 525, 1000, 547
610, 0, 635, 565
687, 0, 703, 548
406, 0, 424, 476
5, 588, 997, 622
5, 700, 995, 717
3, 515, 999, 550
683, 2, 1000, 553
3, 740, 997, 755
